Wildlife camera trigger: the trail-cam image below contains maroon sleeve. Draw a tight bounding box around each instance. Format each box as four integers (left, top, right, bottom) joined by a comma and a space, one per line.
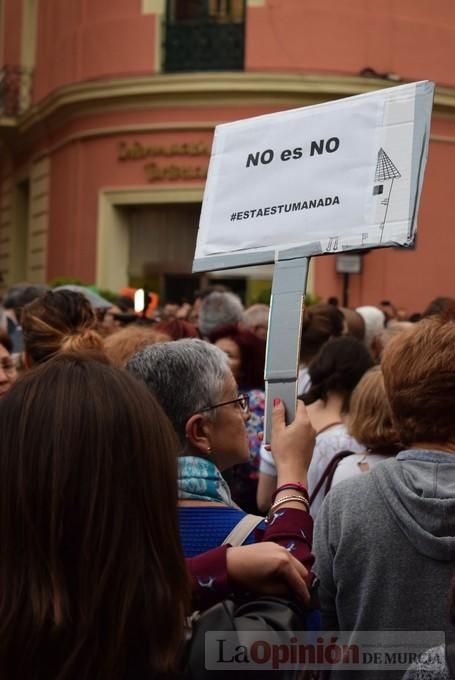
257, 508, 315, 584
187, 545, 231, 610
187, 508, 315, 610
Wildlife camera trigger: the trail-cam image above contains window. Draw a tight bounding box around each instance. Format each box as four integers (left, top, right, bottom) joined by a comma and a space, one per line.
164, 0, 245, 72
170, 0, 244, 23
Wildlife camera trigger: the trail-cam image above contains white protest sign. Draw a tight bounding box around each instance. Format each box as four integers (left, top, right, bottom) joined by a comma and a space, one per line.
193, 82, 434, 444
193, 81, 434, 272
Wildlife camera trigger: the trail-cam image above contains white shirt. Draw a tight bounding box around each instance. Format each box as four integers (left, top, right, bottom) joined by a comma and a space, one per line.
297, 366, 311, 396
259, 443, 276, 477
331, 452, 389, 487
259, 423, 364, 518
307, 424, 364, 518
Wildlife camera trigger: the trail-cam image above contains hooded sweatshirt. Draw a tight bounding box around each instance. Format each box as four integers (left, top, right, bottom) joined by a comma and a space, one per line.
313, 450, 455, 680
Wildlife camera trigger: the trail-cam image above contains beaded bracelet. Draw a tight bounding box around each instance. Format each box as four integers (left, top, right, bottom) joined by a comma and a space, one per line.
271, 494, 310, 511
267, 496, 309, 522
271, 482, 309, 504
268, 494, 310, 519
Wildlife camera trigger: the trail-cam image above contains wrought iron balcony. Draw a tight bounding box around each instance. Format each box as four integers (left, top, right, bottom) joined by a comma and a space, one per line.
0, 65, 33, 117
164, 20, 245, 73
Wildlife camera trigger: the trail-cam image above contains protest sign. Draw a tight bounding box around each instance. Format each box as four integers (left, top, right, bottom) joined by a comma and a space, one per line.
193, 81, 434, 442
193, 81, 433, 272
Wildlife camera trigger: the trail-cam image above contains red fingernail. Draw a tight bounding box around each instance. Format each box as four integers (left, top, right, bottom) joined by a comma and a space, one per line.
274, 398, 281, 407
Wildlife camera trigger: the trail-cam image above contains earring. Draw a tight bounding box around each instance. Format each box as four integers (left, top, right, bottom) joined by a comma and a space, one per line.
207, 445, 212, 456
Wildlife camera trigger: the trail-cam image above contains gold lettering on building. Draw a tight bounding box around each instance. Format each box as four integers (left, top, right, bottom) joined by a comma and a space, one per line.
144, 163, 207, 182
117, 141, 210, 182
118, 141, 210, 160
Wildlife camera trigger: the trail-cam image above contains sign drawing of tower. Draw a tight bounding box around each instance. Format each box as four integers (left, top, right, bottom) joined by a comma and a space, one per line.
373, 148, 402, 243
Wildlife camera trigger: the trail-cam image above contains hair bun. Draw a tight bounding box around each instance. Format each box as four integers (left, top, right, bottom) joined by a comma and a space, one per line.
61, 329, 104, 354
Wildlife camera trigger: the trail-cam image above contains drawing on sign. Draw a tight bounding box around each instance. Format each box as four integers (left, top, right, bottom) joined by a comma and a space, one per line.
374, 148, 402, 243
326, 236, 339, 252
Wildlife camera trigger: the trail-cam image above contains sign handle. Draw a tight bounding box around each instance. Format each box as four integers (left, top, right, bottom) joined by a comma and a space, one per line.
263, 257, 310, 445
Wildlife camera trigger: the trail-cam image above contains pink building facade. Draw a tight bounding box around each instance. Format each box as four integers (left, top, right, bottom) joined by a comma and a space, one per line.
0, 0, 454, 310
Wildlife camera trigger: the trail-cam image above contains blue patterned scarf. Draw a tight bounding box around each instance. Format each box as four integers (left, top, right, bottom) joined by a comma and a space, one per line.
177, 456, 236, 507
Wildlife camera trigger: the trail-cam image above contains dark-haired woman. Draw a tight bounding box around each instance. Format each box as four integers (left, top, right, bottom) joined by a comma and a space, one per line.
258, 336, 373, 516
0, 352, 188, 678
0, 351, 317, 678
302, 336, 373, 516
298, 303, 345, 396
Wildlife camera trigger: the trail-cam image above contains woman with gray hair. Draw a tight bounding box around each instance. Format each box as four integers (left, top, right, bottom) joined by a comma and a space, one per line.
198, 290, 244, 338
127, 338, 315, 559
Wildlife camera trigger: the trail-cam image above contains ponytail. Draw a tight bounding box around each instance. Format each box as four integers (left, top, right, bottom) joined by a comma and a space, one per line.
22, 290, 105, 365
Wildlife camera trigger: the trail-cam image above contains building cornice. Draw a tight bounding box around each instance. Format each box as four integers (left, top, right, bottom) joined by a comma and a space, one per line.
12, 73, 455, 136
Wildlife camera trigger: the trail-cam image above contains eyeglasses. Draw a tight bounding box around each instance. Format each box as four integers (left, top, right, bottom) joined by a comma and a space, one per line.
200, 394, 250, 415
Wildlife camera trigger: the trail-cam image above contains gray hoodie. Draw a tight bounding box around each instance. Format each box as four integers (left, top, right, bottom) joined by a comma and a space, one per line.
313, 450, 455, 679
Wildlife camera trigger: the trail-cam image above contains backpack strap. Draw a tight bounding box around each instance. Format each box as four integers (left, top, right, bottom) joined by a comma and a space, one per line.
309, 450, 355, 507
222, 514, 264, 547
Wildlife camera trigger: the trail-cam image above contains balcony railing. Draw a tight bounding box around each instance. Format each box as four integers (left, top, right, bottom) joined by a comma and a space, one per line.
164, 21, 245, 72
0, 66, 33, 117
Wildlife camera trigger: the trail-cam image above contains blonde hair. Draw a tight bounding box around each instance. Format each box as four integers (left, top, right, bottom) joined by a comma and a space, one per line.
348, 366, 399, 453
104, 325, 170, 367
22, 290, 104, 364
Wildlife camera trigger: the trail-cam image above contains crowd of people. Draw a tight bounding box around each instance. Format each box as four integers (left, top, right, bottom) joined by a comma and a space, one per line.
0, 281, 453, 679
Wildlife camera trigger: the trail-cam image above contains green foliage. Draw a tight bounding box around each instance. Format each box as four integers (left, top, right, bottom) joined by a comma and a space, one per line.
48, 276, 85, 288
252, 287, 272, 305
305, 291, 322, 306
92, 288, 118, 303
47, 278, 118, 303
250, 288, 321, 306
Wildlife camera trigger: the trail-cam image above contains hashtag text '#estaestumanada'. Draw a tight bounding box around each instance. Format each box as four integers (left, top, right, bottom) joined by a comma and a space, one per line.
229, 196, 340, 221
